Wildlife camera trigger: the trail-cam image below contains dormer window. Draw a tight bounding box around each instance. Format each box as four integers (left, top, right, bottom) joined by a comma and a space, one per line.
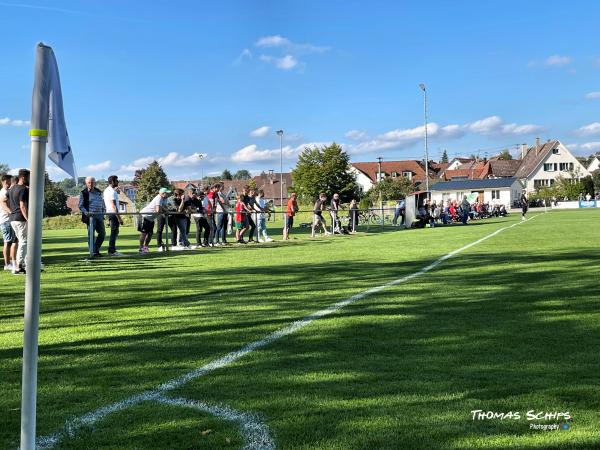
552, 148, 559, 155
402, 171, 412, 180
391, 171, 398, 178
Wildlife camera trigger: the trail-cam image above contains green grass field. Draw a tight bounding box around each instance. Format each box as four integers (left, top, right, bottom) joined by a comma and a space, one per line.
1, 210, 599, 449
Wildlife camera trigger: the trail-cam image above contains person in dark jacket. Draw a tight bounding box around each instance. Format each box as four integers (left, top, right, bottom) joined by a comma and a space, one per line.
79, 176, 106, 257
520, 191, 528, 221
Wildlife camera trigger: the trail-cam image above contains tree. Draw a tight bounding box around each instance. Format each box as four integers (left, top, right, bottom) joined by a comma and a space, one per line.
233, 169, 252, 180
44, 173, 71, 217
497, 149, 513, 160
592, 170, 600, 193
292, 142, 359, 202
581, 175, 595, 197
134, 161, 170, 204
221, 169, 233, 180
367, 176, 413, 205
554, 175, 582, 200
247, 178, 258, 190
0, 163, 9, 174
441, 150, 448, 164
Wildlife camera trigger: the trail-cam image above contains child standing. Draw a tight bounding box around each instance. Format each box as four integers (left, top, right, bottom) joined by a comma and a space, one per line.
235, 193, 248, 244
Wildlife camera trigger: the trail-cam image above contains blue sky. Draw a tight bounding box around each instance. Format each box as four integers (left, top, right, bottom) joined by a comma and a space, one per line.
0, 0, 599, 180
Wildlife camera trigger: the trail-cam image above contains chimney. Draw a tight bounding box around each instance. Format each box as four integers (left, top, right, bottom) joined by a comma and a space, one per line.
536, 137, 541, 153
521, 143, 527, 160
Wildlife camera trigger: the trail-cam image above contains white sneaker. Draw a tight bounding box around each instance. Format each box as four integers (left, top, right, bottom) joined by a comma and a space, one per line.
171, 245, 183, 251
521, 216, 526, 221
109, 251, 123, 257
4, 264, 11, 271
157, 246, 164, 252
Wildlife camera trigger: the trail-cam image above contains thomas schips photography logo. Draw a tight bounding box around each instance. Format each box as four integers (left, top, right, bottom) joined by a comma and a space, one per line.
471, 410, 572, 431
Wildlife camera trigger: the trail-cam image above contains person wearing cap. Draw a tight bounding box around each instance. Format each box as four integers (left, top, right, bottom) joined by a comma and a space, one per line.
138, 187, 170, 253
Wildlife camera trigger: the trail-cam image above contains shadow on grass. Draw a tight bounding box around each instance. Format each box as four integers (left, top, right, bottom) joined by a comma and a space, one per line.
2, 239, 600, 449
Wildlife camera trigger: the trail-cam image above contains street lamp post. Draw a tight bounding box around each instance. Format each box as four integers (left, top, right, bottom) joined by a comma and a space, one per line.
197, 153, 205, 188
276, 130, 284, 213
419, 83, 430, 194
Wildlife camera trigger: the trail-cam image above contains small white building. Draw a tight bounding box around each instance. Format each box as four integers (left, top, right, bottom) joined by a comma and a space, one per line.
514, 140, 591, 192
429, 178, 523, 207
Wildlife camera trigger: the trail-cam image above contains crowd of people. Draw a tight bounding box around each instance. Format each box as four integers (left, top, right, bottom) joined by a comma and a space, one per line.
1, 171, 529, 270
414, 197, 510, 228
77, 175, 364, 257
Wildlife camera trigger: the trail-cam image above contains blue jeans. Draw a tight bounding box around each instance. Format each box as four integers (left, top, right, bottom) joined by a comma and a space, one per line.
175, 216, 190, 246
216, 212, 226, 243
88, 215, 105, 254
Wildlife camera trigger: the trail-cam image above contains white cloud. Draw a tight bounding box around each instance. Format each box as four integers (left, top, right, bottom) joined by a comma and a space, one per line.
576, 122, 600, 136
256, 35, 290, 48
253, 35, 329, 72
345, 116, 543, 155
345, 130, 367, 140
0, 117, 30, 127
580, 142, 600, 151
231, 142, 328, 163
544, 55, 572, 66
585, 92, 600, 99
250, 126, 270, 137
233, 48, 252, 65
84, 160, 111, 172
259, 54, 298, 70
255, 35, 329, 54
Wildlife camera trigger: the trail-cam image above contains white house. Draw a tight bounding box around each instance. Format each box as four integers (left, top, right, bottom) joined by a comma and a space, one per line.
588, 156, 600, 173
514, 140, 591, 192
429, 178, 523, 207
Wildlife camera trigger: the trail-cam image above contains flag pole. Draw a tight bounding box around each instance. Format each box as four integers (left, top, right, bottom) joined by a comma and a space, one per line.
21, 42, 51, 450
21, 134, 46, 450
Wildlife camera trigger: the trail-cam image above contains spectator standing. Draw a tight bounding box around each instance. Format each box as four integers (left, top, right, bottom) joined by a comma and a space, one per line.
79, 176, 106, 257
460, 196, 470, 225
187, 189, 207, 249
348, 199, 359, 233
234, 192, 248, 244
521, 191, 528, 221
8, 169, 30, 274
206, 184, 219, 246
330, 193, 341, 234
103, 175, 124, 256
255, 190, 273, 242
171, 189, 191, 249
243, 186, 258, 243
217, 184, 231, 245
283, 192, 298, 241
138, 187, 170, 253
1, 174, 17, 271
311, 193, 330, 238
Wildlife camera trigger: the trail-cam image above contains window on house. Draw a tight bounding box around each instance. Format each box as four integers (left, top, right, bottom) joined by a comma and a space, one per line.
402, 171, 412, 180
552, 148, 559, 154
391, 171, 398, 178
544, 163, 557, 172
119, 204, 126, 213
491, 190, 500, 200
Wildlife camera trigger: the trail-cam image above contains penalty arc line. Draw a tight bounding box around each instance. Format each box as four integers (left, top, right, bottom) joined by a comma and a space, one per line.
35, 215, 539, 449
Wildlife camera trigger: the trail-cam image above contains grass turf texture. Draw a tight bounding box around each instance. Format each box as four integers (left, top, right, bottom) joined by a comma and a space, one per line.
1, 210, 599, 449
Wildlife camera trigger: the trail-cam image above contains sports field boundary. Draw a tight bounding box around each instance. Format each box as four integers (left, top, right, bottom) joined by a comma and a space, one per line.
34, 214, 540, 449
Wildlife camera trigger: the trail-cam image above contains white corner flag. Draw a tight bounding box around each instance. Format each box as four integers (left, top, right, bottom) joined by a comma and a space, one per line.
21, 42, 73, 450
31, 44, 76, 178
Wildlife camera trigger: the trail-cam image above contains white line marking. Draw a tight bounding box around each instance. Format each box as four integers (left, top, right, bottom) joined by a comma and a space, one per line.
155, 395, 275, 450
35, 216, 538, 449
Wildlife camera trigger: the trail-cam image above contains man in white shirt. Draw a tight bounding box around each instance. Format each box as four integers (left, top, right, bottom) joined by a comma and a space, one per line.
0, 174, 17, 271
139, 187, 171, 253
103, 175, 124, 256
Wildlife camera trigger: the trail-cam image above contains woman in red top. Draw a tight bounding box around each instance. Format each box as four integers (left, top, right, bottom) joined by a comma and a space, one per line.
234, 193, 248, 244
283, 192, 298, 240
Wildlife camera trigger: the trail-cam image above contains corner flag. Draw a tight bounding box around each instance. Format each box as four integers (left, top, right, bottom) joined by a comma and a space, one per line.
31, 43, 76, 179
21, 42, 73, 450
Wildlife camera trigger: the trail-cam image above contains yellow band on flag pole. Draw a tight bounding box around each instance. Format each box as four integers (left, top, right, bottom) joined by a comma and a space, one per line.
29, 129, 48, 137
